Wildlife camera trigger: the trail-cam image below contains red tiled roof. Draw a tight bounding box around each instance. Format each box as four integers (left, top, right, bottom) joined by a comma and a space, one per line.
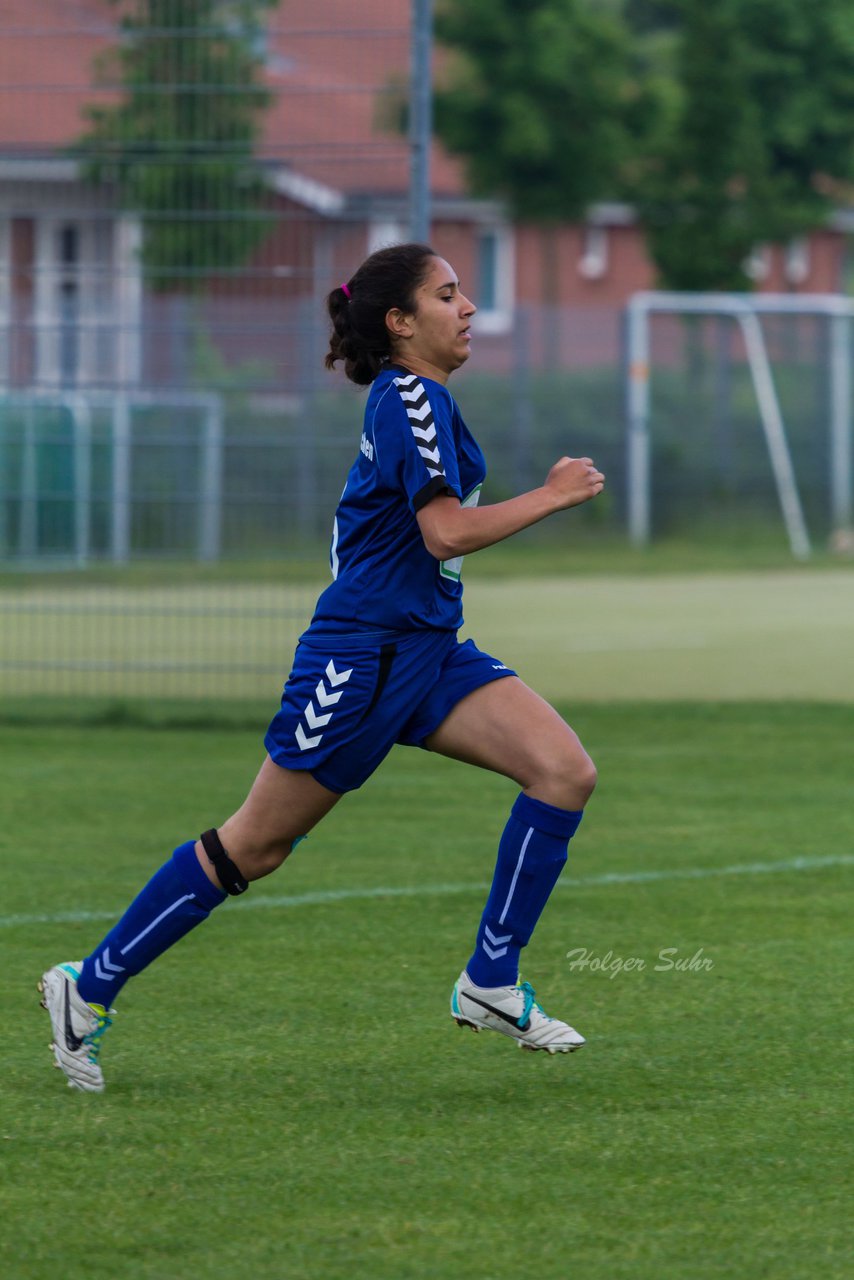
0, 0, 466, 199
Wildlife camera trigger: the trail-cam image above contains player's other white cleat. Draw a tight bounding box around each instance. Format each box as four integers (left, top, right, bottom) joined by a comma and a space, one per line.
38, 962, 113, 1093
451, 970, 585, 1054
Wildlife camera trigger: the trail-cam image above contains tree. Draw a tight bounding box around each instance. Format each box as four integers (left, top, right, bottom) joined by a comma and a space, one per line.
630, 2, 770, 289
434, 0, 630, 326
435, 0, 854, 292
629, 0, 854, 289
78, 0, 276, 290
435, 0, 628, 223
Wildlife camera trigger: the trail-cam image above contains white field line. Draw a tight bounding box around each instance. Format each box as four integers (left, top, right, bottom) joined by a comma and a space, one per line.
4, 853, 853, 932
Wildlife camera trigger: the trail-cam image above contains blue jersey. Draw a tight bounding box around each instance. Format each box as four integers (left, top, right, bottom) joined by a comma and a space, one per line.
309, 366, 486, 633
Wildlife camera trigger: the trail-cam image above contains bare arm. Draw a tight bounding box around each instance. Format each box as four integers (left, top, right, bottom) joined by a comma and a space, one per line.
416, 455, 605, 561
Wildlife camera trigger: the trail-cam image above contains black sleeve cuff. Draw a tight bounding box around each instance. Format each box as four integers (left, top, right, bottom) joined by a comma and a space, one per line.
412, 475, 457, 513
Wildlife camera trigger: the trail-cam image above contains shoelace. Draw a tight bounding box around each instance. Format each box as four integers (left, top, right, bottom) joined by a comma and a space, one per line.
515, 981, 537, 1028
83, 1008, 113, 1063
516, 980, 555, 1028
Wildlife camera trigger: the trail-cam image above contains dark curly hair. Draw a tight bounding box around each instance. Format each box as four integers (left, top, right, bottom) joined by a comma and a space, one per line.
325, 242, 437, 385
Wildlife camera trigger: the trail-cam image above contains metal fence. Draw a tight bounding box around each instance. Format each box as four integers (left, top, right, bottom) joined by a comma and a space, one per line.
1, 2, 852, 705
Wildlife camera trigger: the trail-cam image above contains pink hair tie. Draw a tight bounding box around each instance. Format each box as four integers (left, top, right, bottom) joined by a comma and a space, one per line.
341, 282, 352, 299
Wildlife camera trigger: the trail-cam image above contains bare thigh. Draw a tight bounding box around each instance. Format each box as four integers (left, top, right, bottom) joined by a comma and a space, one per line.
197, 754, 343, 885
424, 677, 597, 811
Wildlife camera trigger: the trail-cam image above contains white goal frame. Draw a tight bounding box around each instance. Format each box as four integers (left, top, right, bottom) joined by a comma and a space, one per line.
625, 292, 854, 559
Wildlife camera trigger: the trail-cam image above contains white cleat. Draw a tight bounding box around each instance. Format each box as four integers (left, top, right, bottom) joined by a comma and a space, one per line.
38, 962, 113, 1093
451, 970, 585, 1054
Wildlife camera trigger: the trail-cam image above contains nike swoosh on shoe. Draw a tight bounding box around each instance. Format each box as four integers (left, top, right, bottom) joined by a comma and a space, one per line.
463, 991, 531, 1032
62, 981, 85, 1053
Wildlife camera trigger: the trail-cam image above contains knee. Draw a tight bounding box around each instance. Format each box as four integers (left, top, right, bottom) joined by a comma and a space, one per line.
216, 826, 295, 883
243, 839, 290, 880
243, 838, 292, 880
575, 754, 598, 805
530, 747, 597, 811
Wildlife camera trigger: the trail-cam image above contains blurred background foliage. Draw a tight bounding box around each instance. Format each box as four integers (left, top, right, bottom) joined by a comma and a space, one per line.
435, 0, 854, 290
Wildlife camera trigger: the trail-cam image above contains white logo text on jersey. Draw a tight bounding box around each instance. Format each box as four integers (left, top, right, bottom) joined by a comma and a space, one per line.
295, 660, 354, 751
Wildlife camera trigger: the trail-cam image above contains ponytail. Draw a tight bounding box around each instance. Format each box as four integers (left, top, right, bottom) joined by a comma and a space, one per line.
325, 243, 436, 385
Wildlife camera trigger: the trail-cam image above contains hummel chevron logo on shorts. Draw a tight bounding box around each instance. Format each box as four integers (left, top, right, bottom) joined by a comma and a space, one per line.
394, 374, 446, 480
295, 659, 353, 751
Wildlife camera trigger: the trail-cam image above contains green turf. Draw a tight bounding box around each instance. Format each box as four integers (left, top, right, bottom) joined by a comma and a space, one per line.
3, 703, 853, 1279
3, 531, 854, 592
3, 566, 853, 707
464, 568, 854, 702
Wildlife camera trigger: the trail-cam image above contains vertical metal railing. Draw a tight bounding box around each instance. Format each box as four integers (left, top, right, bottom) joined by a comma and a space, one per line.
410, 0, 433, 242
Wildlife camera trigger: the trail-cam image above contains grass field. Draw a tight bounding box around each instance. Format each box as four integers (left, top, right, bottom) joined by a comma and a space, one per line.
3, 563, 854, 705
3, 700, 853, 1280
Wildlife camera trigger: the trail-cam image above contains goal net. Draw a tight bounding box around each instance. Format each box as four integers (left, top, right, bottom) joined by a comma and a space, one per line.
625, 292, 854, 558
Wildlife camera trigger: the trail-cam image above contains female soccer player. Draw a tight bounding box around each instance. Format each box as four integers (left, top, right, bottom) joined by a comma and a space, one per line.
40, 243, 605, 1091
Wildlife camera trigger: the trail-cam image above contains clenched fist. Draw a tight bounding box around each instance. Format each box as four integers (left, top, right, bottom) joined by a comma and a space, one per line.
544, 456, 605, 510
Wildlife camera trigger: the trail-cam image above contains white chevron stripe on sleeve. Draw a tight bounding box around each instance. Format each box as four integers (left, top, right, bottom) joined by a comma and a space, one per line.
411, 426, 437, 444
403, 400, 432, 422
394, 375, 446, 479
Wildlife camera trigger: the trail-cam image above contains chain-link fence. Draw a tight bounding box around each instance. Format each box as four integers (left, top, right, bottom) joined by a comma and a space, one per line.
1, 2, 850, 705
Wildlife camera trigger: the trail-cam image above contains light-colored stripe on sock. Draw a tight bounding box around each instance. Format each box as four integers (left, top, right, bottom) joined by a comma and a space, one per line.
120, 894, 195, 955
498, 826, 534, 926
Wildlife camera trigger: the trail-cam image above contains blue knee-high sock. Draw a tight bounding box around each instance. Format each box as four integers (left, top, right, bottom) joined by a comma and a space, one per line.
466, 794, 583, 988
77, 841, 227, 1008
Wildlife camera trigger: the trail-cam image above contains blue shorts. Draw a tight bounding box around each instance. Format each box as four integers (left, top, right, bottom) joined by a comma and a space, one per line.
264, 628, 516, 793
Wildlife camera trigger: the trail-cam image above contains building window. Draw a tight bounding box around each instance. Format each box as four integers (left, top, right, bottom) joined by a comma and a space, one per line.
477, 229, 499, 310
474, 225, 513, 334
368, 220, 406, 254
34, 215, 129, 389
744, 244, 771, 282
578, 224, 608, 280
784, 238, 810, 286
58, 223, 80, 386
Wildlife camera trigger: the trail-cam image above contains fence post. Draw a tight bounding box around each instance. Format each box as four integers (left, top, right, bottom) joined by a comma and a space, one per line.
512, 305, 534, 495
111, 394, 132, 563
829, 308, 852, 533
410, 0, 433, 242
70, 395, 92, 567
0, 401, 7, 559
18, 400, 38, 558
198, 396, 223, 562
625, 297, 651, 547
